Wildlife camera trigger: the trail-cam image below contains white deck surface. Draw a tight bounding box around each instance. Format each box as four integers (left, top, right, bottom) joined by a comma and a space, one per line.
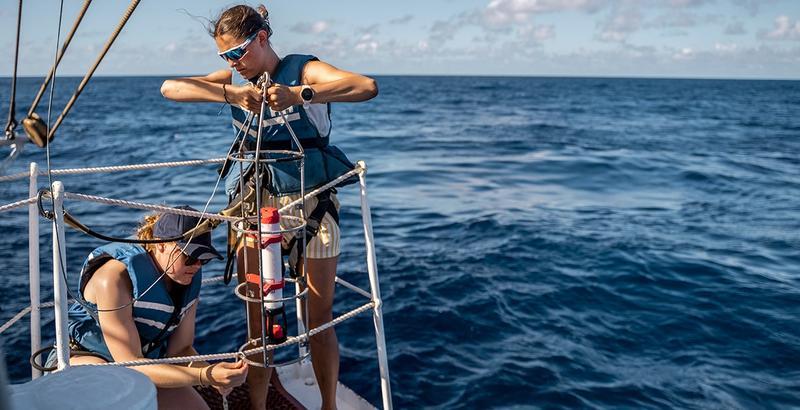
277, 360, 376, 410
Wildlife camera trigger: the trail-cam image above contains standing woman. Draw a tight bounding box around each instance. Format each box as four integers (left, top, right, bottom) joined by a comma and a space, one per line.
63, 208, 248, 409
160, 4, 378, 409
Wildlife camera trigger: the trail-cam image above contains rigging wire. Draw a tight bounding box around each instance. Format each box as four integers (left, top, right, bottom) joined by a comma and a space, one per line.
38, 0, 141, 146
1, 0, 25, 174
26, 0, 93, 119
4, 0, 23, 140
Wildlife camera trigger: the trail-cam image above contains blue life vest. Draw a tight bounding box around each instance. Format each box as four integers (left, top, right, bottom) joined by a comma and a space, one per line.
67, 243, 202, 361
225, 54, 356, 196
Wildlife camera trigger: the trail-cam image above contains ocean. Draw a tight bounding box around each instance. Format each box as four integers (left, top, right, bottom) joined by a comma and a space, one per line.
0, 76, 799, 409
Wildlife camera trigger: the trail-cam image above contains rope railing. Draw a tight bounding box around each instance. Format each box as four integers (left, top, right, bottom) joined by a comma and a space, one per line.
0, 158, 225, 182
62, 192, 238, 222
0, 299, 374, 368
62, 168, 362, 221
0, 272, 373, 338
278, 164, 363, 214
0, 196, 36, 213
88, 301, 375, 368
0, 275, 225, 334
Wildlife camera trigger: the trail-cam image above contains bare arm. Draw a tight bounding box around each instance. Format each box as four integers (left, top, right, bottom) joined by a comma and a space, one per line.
266, 60, 378, 111
88, 262, 246, 389
160, 69, 231, 102
302, 60, 378, 103
161, 69, 265, 112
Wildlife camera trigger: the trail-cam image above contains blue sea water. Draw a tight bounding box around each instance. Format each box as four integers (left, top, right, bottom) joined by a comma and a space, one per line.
0, 76, 799, 409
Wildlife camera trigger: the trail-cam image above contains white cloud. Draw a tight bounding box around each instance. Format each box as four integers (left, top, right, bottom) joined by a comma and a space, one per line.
519, 23, 556, 41
714, 42, 738, 52
597, 8, 643, 43
760, 15, 800, 41
482, 0, 606, 28
672, 47, 694, 59
354, 34, 379, 54
290, 21, 330, 34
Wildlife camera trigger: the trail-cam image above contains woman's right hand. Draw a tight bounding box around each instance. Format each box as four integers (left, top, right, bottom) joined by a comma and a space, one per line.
204, 360, 248, 388
229, 84, 264, 113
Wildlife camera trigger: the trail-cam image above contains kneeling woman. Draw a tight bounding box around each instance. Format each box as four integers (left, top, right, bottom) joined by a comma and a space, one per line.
64, 208, 248, 408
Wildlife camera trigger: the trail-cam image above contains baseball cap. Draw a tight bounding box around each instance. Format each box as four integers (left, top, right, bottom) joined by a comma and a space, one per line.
152, 205, 223, 262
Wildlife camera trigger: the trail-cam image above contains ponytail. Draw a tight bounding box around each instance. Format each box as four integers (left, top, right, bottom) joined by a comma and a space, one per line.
136, 213, 160, 252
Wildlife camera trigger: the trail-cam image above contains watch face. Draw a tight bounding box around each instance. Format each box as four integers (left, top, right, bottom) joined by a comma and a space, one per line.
301, 87, 314, 102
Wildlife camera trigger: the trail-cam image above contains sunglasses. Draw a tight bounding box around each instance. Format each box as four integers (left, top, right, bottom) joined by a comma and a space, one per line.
218, 32, 259, 62
173, 246, 210, 266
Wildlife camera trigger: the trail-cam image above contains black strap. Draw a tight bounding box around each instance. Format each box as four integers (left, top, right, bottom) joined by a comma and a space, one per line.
262, 136, 329, 151
282, 189, 338, 275
223, 222, 242, 285
243, 136, 329, 151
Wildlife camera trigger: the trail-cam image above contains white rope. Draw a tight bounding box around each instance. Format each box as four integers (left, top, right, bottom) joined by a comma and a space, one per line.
85, 301, 375, 368
201, 275, 226, 285
0, 306, 32, 334
62, 192, 238, 223
278, 164, 364, 214
0, 196, 36, 213
0, 275, 227, 335
0, 158, 226, 183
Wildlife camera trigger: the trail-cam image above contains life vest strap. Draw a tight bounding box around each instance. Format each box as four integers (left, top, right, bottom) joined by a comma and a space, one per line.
249, 136, 330, 151
282, 188, 339, 276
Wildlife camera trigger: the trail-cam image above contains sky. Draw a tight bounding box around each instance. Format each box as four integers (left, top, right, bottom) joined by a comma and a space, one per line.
1, 0, 799, 79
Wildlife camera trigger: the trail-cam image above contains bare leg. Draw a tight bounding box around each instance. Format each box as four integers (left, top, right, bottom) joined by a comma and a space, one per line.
299, 256, 339, 410
237, 242, 274, 410
69, 355, 209, 410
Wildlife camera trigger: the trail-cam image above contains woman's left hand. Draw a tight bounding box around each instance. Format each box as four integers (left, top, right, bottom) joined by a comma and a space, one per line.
266, 84, 302, 112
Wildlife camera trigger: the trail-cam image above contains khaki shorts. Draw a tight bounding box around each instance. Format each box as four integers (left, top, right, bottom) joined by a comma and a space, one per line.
234, 191, 341, 260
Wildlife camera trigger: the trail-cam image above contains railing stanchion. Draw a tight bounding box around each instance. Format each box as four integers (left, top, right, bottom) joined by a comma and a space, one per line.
357, 162, 393, 410
28, 162, 41, 379
51, 181, 70, 371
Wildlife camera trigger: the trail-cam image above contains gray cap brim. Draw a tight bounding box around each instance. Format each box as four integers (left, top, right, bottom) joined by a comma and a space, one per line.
180, 242, 223, 262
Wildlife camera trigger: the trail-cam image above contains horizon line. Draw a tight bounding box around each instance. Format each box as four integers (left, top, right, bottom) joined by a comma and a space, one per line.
2, 73, 799, 81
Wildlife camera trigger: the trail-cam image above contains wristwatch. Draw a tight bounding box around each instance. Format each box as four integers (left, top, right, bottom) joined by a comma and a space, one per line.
300, 85, 314, 109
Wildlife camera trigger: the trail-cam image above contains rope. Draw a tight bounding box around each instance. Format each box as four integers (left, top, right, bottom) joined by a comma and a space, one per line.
0, 300, 57, 334
0, 196, 36, 213
0, 158, 225, 182
1, 292, 374, 369
4, 0, 23, 139
0, 276, 225, 335
86, 301, 375, 368
27, 0, 92, 118
201, 275, 225, 285
278, 165, 363, 214
46, 0, 141, 141
61, 192, 238, 222
0, 306, 31, 334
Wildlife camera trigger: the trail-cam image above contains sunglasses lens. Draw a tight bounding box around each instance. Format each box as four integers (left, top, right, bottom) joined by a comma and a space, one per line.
224, 48, 245, 61
183, 253, 207, 266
